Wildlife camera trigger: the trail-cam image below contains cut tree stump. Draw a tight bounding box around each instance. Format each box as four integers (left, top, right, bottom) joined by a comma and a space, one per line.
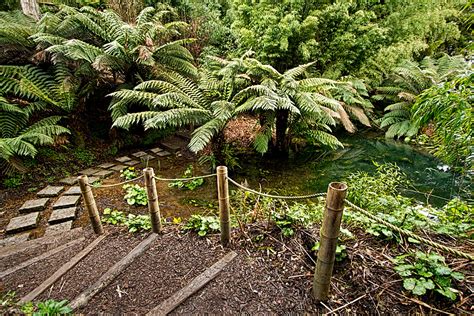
0, 237, 85, 278
20, 234, 107, 303
146, 251, 237, 316
70, 233, 159, 310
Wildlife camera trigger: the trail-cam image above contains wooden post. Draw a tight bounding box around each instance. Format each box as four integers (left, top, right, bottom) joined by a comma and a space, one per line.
217, 166, 230, 246
144, 167, 162, 233
313, 182, 347, 301
78, 175, 104, 235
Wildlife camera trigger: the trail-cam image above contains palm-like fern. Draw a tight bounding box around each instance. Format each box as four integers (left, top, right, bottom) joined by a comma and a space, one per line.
375, 55, 469, 138
0, 11, 37, 64
33, 5, 196, 84
0, 65, 74, 172
240, 59, 373, 152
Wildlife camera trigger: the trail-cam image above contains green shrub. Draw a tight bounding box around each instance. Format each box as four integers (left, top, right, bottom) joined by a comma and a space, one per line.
394, 251, 464, 300
120, 167, 138, 180
183, 214, 220, 236
102, 208, 151, 233
123, 184, 147, 206
168, 165, 204, 191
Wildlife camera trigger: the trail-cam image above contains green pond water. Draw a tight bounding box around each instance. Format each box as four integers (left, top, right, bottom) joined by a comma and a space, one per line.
232, 134, 472, 207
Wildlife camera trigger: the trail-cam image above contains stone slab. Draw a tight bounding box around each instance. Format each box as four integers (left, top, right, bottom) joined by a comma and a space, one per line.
53, 195, 81, 210
110, 165, 127, 172
139, 154, 155, 161
88, 176, 100, 184
59, 177, 77, 185
116, 156, 131, 163
64, 186, 81, 195
132, 151, 148, 158
19, 198, 49, 213
44, 221, 73, 236
150, 147, 164, 154
156, 150, 171, 157
6, 212, 39, 233
159, 140, 181, 153
49, 207, 76, 224
79, 168, 101, 176
0, 233, 29, 247
93, 170, 114, 179
98, 162, 115, 169
37, 186, 64, 197
124, 160, 140, 166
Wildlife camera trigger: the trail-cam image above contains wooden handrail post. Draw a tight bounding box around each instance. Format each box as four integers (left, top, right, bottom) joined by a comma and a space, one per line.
78, 175, 104, 235
313, 182, 347, 301
217, 166, 230, 246
144, 167, 162, 234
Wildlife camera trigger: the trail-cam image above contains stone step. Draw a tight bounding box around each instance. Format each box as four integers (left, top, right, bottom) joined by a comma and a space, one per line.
116, 156, 131, 163
6, 212, 39, 234
159, 139, 182, 153
19, 198, 49, 213
44, 221, 74, 237
79, 168, 101, 176
98, 162, 115, 169
59, 176, 78, 185
64, 186, 81, 195
37, 186, 64, 198
150, 147, 164, 154
137, 154, 155, 161
49, 207, 77, 224
132, 151, 148, 158
52, 195, 81, 210
156, 150, 171, 157
124, 160, 140, 166
93, 170, 114, 179
110, 165, 127, 172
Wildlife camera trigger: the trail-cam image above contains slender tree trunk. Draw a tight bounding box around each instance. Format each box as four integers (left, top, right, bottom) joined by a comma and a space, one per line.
21, 0, 41, 21
274, 109, 289, 156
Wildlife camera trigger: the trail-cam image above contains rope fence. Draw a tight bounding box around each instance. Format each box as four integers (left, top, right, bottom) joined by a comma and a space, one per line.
78, 167, 473, 261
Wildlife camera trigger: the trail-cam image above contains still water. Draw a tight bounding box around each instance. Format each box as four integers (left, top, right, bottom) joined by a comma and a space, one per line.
233, 135, 472, 207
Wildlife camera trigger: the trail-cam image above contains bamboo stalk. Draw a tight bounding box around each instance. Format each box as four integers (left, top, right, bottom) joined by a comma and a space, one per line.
217, 166, 230, 246
144, 167, 162, 233
78, 175, 104, 235
313, 182, 347, 301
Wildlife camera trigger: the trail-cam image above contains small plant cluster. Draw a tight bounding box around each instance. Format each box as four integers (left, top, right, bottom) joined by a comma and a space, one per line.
183, 214, 220, 236
120, 167, 138, 180
102, 208, 151, 233
394, 251, 464, 300
168, 165, 204, 190
123, 184, 147, 206
271, 202, 322, 237
0, 291, 71, 316
312, 241, 348, 262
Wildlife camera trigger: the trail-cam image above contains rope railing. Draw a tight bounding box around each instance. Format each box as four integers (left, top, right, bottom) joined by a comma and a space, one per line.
152, 173, 216, 182
344, 199, 474, 261
86, 175, 145, 188
227, 177, 327, 200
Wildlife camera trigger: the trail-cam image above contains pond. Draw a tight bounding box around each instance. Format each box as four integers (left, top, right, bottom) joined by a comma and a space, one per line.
231, 133, 471, 207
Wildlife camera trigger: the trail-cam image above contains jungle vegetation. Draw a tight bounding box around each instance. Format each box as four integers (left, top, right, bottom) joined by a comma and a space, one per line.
0, 0, 472, 176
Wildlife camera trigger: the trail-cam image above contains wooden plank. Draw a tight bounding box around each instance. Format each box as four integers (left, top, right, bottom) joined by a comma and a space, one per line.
70, 233, 159, 310
0, 237, 85, 278
20, 234, 107, 303
147, 251, 237, 316
0, 228, 83, 259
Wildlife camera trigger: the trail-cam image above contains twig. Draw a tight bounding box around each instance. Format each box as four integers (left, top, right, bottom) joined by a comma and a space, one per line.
320, 301, 332, 313
325, 294, 367, 315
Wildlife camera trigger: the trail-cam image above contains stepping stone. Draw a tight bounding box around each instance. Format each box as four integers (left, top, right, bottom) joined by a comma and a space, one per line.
98, 162, 115, 169
53, 195, 81, 210
110, 165, 127, 172
150, 147, 164, 154
49, 207, 76, 224
6, 212, 39, 233
0, 233, 29, 247
60, 177, 77, 185
132, 151, 148, 158
79, 168, 101, 176
19, 198, 49, 213
160, 140, 181, 153
139, 154, 155, 161
156, 150, 171, 157
93, 170, 114, 179
37, 186, 64, 197
88, 176, 100, 184
124, 160, 140, 166
116, 156, 131, 163
64, 186, 81, 195
44, 221, 73, 236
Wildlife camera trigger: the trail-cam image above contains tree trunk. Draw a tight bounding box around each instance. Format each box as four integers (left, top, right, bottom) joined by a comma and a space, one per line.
274, 109, 289, 156
21, 0, 41, 21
